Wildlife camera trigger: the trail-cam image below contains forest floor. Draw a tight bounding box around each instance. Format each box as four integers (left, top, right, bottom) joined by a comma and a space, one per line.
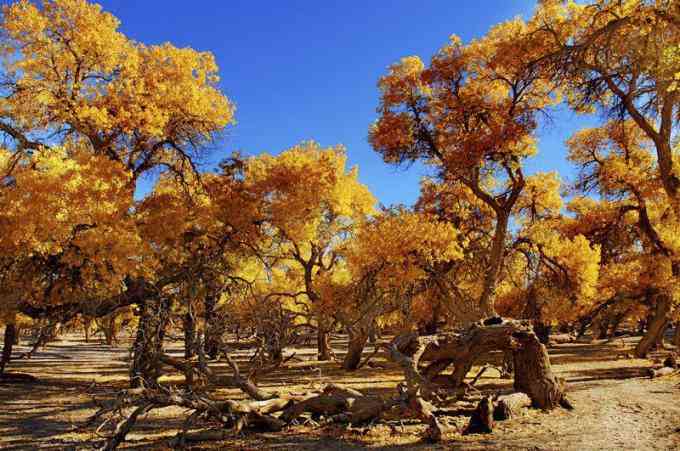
0, 332, 679, 450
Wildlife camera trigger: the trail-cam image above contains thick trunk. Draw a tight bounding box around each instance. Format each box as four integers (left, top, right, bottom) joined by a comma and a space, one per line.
130, 298, 171, 388
512, 330, 570, 410
1, 323, 17, 375
343, 331, 369, 370
674, 323, 680, 349
317, 326, 332, 361
416, 320, 569, 410
479, 213, 509, 318
522, 287, 549, 344
635, 295, 672, 358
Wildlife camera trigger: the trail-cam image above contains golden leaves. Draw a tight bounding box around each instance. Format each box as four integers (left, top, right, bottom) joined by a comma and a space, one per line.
0, 144, 144, 304
244, 141, 376, 247
0, 0, 235, 173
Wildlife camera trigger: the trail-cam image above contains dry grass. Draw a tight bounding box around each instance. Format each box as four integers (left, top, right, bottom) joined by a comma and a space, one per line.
0, 333, 678, 450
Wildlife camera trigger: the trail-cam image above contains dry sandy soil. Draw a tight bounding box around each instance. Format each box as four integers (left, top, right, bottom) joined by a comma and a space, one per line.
0, 332, 679, 450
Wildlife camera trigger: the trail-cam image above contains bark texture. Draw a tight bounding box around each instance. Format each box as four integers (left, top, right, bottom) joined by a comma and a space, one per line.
130, 298, 171, 388
417, 319, 571, 410
636, 295, 672, 358
203, 292, 222, 359
343, 329, 369, 370
317, 324, 333, 361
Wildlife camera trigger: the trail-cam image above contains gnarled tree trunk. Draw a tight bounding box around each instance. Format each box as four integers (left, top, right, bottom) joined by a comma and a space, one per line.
512, 330, 569, 410
343, 329, 369, 370
130, 298, 171, 388
417, 319, 570, 410
636, 294, 672, 358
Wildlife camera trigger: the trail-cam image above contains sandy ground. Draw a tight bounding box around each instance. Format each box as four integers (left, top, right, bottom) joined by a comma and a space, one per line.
0, 333, 678, 450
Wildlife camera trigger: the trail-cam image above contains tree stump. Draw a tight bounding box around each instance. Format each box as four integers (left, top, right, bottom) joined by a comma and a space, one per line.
463, 396, 494, 434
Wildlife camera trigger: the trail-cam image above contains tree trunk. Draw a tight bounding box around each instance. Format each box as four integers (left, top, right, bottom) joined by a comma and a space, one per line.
183, 306, 196, 387
417, 320, 570, 410
103, 315, 118, 346
463, 396, 494, 434
343, 330, 368, 370
130, 298, 171, 388
654, 139, 680, 219
522, 286, 549, 344
184, 307, 196, 361
595, 317, 610, 339
317, 325, 332, 361
607, 313, 625, 338
83, 318, 91, 343
420, 303, 441, 335
203, 292, 222, 359
512, 330, 570, 410
534, 322, 552, 345
478, 212, 509, 318
1, 323, 17, 375
652, 324, 668, 350
635, 295, 672, 358
674, 323, 680, 349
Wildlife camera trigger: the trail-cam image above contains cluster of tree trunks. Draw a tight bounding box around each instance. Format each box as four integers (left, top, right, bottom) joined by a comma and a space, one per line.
89, 318, 573, 449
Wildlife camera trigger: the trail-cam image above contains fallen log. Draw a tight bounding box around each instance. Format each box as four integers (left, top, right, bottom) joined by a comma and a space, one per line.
649, 366, 677, 378
549, 333, 577, 345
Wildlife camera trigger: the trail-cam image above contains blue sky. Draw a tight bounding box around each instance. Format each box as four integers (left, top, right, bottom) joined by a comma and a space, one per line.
96, 0, 598, 206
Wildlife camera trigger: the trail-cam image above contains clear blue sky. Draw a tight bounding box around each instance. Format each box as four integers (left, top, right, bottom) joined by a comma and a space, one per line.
96, 0, 598, 206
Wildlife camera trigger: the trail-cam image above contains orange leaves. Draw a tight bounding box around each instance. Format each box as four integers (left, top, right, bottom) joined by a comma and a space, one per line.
369, 14, 559, 231
323, 208, 463, 326
368, 112, 416, 163
0, 146, 131, 254
376, 56, 428, 107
